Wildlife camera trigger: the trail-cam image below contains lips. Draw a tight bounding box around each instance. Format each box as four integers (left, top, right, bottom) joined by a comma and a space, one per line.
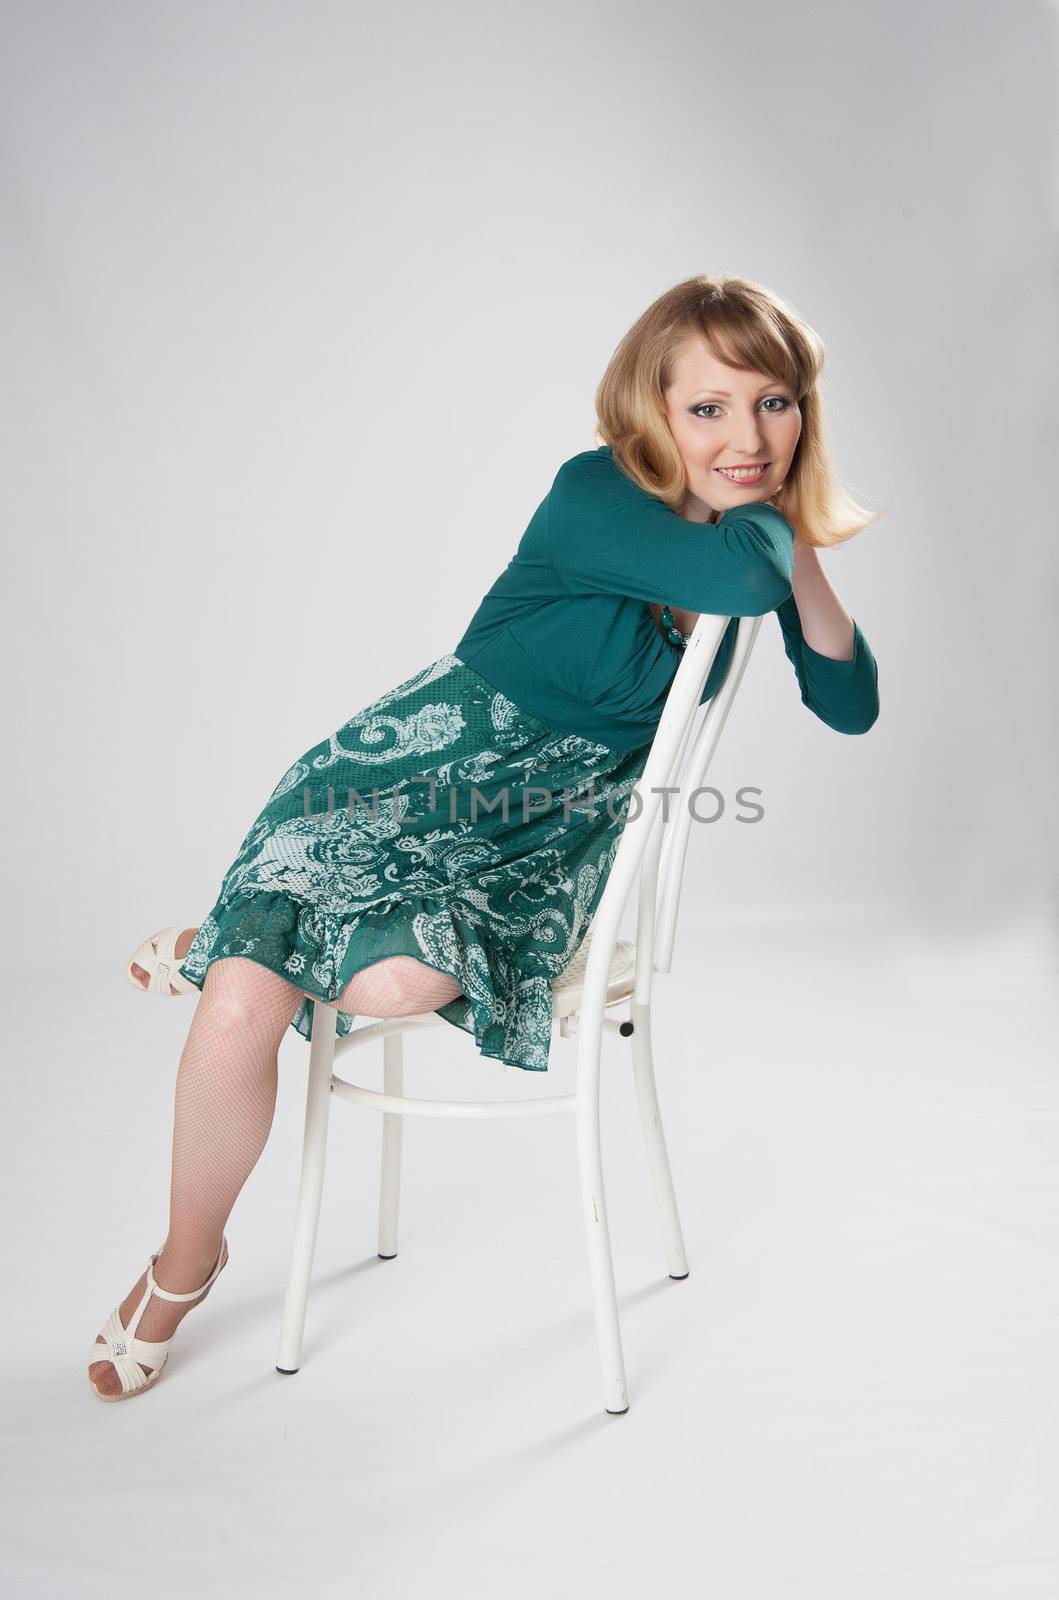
715, 462, 770, 483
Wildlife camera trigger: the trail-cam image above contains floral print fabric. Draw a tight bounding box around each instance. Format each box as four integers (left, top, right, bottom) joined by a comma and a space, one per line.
178, 653, 650, 1072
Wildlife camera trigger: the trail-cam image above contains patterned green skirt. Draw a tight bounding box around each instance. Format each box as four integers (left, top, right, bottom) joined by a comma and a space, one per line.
177, 653, 650, 1073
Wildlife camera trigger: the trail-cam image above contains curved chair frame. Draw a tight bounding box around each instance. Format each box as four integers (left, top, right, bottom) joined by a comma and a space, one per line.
275, 611, 765, 1414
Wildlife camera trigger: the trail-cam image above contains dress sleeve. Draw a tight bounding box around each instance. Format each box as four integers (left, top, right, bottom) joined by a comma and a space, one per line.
775, 592, 880, 734
547, 452, 795, 617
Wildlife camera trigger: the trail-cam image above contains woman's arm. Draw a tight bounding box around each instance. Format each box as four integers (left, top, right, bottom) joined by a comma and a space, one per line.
548, 451, 795, 617
774, 544, 880, 734
790, 542, 855, 659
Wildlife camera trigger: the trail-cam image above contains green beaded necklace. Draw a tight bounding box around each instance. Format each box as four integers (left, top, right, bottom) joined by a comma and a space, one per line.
659, 605, 689, 650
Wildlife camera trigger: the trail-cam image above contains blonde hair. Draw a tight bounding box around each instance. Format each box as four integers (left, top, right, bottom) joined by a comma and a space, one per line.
593, 274, 885, 548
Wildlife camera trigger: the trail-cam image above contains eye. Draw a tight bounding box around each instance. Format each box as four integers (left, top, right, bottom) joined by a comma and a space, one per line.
690, 396, 792, 419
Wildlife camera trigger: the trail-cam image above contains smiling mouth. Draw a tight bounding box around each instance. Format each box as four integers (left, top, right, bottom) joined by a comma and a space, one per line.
715, 462, 770, 480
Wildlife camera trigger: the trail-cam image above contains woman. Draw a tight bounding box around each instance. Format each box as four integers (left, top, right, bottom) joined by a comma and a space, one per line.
90, 274, 881, 1400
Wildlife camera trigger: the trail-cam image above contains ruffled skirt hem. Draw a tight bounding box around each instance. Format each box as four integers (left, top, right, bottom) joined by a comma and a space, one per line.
178, 885, 568, 1073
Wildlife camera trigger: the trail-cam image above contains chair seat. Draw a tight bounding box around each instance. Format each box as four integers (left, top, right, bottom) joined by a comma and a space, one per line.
551, 932, 637, 1019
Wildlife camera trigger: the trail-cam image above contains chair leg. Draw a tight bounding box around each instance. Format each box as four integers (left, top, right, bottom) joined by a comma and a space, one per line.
377, 1031, 404, 1259
275, 1003, 337, 1373
629, 999, 689, 1279
575, 1038, 630, 1415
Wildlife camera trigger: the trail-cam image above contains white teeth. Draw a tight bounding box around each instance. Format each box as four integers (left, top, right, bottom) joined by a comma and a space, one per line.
717, 465, 766, 480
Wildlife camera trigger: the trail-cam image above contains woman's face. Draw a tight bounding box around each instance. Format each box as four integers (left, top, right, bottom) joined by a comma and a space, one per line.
662, 334, 802, 522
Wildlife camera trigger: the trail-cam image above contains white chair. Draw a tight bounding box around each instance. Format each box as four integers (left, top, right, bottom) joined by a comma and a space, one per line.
275, 611, 766, 1414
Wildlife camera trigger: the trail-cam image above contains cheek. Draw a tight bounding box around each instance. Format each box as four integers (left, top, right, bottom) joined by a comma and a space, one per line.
771, 416, 801, 461
671, 418, 704, 468
677, 425, 717, 464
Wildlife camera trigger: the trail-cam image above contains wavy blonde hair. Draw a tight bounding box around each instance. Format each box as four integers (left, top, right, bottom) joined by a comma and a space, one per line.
593, 275, 885, 548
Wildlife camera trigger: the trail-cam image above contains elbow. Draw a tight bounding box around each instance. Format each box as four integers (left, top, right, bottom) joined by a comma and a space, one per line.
737, 557, 794, 618
802, 690, 880, 736
721, 513, 795, 616
838, 708, 880, 736
821, 703, 880, 735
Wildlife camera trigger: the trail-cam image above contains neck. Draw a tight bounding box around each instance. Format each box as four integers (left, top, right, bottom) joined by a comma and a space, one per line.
681, 497, 720, 524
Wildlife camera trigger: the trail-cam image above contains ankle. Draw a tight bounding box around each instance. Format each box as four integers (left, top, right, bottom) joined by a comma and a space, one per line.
154, 1238, 225, 1294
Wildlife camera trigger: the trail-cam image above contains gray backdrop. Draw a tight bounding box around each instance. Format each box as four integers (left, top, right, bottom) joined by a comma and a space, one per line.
5, 0, 1056, 968
4, 4, 1057, 1599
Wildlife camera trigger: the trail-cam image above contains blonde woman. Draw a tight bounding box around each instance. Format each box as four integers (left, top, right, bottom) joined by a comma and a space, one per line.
92, 274, 880, 1400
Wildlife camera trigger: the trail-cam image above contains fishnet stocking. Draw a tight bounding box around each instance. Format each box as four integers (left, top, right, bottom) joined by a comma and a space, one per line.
90, 955, 302, 1396
325, 954, 465, 1018
90, 949, 464, 1396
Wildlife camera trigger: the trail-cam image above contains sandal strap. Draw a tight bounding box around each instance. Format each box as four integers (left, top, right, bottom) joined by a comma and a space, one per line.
88, 1236, 228, 1390
146, 929, 181, 995
146, 1236, 227, 1302
152, 928, 198, 994
88, 1314, 173, 1394
127, 928, 197, 994
90, 1308, 176, 1366
88, 1344, 164, 1394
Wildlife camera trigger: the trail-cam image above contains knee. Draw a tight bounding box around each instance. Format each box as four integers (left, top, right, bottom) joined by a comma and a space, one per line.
201, 956, 296, 1033
326, 957, 409, 1018
328, 955, 463, 1019
374, 955, 436, 997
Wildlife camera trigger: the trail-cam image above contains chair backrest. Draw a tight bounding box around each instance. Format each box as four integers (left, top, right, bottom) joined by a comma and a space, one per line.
578, 611, 765, 1014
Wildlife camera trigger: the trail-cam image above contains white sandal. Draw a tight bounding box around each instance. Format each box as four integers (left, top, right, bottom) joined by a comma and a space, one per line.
126, 927, 198, 996
88, 1235, 229, 1402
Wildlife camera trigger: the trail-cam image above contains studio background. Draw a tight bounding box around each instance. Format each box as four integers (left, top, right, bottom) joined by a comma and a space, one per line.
3, 3, 1056, 1598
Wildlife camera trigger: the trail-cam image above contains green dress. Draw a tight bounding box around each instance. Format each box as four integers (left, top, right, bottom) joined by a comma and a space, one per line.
178, 653, 650, 1073
179, 445, 879, 1073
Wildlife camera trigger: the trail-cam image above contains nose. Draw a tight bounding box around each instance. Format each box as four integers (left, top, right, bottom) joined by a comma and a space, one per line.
726, 411, 767, 456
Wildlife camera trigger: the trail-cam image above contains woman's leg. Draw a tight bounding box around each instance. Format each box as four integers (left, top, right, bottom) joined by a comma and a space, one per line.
127, 935, 463, 1017
89, 955, 304, 1396
323, 955, 465, 1018
91, 952, 460, 1394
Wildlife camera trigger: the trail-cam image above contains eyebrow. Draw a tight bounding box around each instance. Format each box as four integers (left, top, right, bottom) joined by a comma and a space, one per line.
688, 383, 789, 399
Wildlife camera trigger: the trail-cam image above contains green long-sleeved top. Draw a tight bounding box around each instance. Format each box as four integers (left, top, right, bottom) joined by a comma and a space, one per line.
453, 444, 879, 753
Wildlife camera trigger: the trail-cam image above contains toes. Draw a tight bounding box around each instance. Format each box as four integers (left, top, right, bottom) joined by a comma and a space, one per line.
88, 1359, 121, 1397
89, 1336, 120, 1396
130, 962, 149, 989
89, 1339, 153, 1397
